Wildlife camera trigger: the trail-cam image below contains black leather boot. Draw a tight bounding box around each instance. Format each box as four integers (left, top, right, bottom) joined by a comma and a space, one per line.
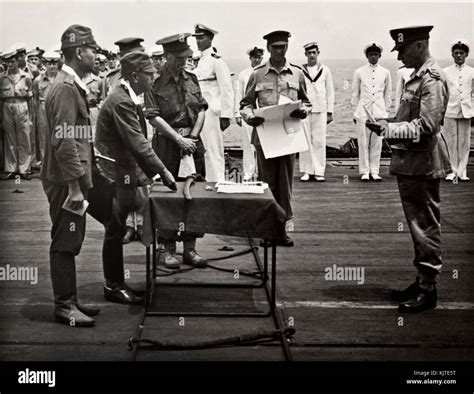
390, 277, 420, 302
50, 252, 95, 327
398, 282, 437, 313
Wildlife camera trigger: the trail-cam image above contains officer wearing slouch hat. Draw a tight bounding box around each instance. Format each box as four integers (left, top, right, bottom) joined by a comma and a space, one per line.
144, 33, 208, 269
240, 30, 312, 247
41, 24, 101, 326
366, 25, 452, 313
96, 50, 176, 303
193, 23, 234, 182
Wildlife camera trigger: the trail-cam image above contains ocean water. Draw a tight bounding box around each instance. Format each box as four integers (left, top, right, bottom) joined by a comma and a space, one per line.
222, 57, 474, 149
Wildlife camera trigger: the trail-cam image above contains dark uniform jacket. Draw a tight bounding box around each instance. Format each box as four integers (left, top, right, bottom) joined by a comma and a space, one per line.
388, 57, 451, 177
95, 83, 166, 189
41, 70, 93, 190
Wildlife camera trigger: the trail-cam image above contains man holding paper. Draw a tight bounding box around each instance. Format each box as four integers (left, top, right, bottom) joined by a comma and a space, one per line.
145, 33, 208, 269
240, 30, 311, 247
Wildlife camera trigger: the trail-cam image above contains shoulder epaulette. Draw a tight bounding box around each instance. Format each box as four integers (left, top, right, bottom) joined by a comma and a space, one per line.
211, 52, 221, 59
427, 67, 441, 80
63, 73, 75, 85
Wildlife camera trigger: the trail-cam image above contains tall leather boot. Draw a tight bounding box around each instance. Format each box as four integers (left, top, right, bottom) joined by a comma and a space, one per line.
50, 252, 95, 327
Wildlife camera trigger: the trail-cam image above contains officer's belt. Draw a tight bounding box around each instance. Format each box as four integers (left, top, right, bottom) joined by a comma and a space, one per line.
198, 77, 217, 82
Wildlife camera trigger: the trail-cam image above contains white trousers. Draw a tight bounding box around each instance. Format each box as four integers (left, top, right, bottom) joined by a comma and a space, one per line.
300, 112, 327, 176
3, 101, 31, 174
443, 117, 471, 178
356, 118, 382, 175
200, 109, 225, 182
241, 122, 256, 177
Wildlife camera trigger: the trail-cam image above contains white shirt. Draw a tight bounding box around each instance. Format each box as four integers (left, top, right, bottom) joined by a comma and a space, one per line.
351, 63, 392, 119
120, 79, 141, 105
194, 47, 234, 118
61, 64, 89, 94
302, 63, 334, 113
443, 63, 474, 118
234, 66, 254, 117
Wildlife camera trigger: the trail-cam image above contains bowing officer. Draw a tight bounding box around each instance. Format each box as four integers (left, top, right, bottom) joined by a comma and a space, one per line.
41, 25, 101, 327
367, 26, 452, 313
240, 30, 312, 247
144, 33, 208, 269
193, 23, 234, 182
95, 51, 176, 304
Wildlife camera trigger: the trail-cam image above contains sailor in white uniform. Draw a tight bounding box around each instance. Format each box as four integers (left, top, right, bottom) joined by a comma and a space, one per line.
351, 43, 392, 181
193, 23, 234, 182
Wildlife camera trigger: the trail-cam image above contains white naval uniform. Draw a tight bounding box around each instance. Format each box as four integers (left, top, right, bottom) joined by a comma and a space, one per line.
299, 63, 334, 176
234, 66, 257, 178
442, 63, 474, 179
195, 47, 234, 182
351, 63, 392, 176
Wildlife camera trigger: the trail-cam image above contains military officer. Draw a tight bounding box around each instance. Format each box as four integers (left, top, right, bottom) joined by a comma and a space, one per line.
240, 30, 312, 247
96, 51, 176, 303
234, 46, 264, 181
101, 37, 145, 100
41, 24, 101, 326
367, 26, 452, 313
151, 46, 166, 76
351, 43, 392, 181
32, 51, 60, 168
443, 39, 473, 182
193, 23, 234, 182
144, 33, 208, 269
83, 69, 102, 140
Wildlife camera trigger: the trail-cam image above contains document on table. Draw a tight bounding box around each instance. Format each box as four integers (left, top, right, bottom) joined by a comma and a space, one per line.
215, 181, 267, 194
254, 98, 309, 159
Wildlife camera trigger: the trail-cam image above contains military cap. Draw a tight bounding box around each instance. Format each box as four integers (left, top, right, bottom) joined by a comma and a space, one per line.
151, 45, 164, 57
156, 33, 193, 57
2, 49, 17, 60
61, 24, 99, 50
192, 23, 218, 37
364, 42, 383, 55
389, 25, 433, 51
247, 46, 264, 57
114, 37, 145, 55
120, 51, 155, 75
96, 53, 107, 62
303, 42, 319, 52
42, 51, 60, 61
27, 47, 44, 57
263, 30, 291, 46
451, 39, 469, 53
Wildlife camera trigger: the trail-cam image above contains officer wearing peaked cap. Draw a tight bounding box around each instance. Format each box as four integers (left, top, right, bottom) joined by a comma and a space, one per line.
41, 24, 101, 327
443, 38, 473, 182
144, 33, 209, 269
366, 25, 452, 313
240, 30, 312, 247
193, 23, 234, 182
151, 45, 166, 76
102, 37, 145, 99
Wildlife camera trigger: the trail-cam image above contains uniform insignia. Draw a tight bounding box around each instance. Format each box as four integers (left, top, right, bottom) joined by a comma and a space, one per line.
64, 74, 75, 85
427, 67, 441, 80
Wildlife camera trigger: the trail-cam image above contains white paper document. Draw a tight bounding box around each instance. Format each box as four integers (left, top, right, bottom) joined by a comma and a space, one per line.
62, 197, 89, 216
215, 181, 267, 194
254, 99, 309, 159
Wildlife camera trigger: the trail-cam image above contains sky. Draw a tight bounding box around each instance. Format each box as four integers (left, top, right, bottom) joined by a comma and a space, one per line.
0, 0, 472, 61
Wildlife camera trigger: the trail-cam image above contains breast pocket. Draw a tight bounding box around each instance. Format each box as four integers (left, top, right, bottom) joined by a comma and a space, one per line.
285, 81, 299, 101
256, 82, 274, 105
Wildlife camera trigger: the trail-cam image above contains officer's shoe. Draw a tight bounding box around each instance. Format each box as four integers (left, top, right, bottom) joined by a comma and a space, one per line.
1, 172, 17, 181
183, 248, 207, 268
277, 233, 294, 247
163, 249, 180, 269
103, 284, 144, 305
54, 302, 95, 327
390, 277, 420, 302
122, 227, 135, 244
370, 174, 382, 181
361, 174, 370, 182
300, 173, 311, 182
76, 303, 100, 317
19, 173, 31, 180
398, 284, 437, 313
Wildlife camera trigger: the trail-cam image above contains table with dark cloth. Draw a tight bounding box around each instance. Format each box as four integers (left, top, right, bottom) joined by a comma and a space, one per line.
141, 182, 286, 244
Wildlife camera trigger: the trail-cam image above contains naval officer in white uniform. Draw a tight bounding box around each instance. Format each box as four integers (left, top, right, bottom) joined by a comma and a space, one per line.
193, 23, 234, 182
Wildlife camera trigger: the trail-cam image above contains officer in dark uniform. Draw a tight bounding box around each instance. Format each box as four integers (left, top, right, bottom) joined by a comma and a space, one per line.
367, 26, 452, 313
240, 30, 312, 247
144, 33, 208, 269
96, 51, 177, 303
101, 37, 145, 99
41, 25, 101, 327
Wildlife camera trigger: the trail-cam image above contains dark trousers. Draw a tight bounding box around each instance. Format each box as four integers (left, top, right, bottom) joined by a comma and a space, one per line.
256, 147, 294, 221
102, 186, 136, 286
397, 176, 443, 276
42, 180, 87, 255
